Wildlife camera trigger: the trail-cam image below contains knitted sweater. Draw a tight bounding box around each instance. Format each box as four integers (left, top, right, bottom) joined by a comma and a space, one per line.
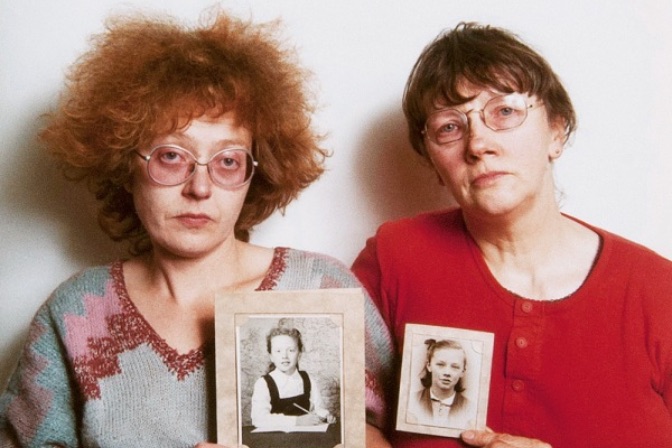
0, 247, 394, 447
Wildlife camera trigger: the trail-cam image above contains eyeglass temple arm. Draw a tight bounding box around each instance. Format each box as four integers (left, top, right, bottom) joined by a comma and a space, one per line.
134, 150, 150, 161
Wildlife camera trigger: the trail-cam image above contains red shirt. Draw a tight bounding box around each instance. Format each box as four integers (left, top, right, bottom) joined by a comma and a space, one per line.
353, 209, 672, 448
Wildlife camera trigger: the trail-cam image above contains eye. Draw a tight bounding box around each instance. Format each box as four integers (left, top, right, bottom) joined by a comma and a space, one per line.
496, 106, 515, 117
213, 151, 245, 171
221, 157, 239, 169
154, 146, 189, 166
427, 109, 466, 144
485, 95, 528, 129
438, 122, 461, 134
431, 120, 464, 143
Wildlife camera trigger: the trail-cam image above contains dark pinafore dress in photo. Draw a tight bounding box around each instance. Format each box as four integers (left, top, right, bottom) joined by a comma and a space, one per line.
263, 370, 311, 415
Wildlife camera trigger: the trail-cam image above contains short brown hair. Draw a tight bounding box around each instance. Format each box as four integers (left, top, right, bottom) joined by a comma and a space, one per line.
403, 22, 577, 160
40, 9, 326, 254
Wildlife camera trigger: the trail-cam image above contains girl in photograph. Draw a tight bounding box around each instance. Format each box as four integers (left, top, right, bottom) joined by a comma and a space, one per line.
408, 339, 475, 429
250, 326, 336, 428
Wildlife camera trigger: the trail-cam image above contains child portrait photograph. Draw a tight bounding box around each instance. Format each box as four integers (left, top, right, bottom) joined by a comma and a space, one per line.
214, 288, 366, 447
396, 324, 494, 439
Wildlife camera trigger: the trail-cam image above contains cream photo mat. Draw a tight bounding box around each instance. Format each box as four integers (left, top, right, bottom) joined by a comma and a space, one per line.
397, 323, 494, 438
215, 288, 366, 448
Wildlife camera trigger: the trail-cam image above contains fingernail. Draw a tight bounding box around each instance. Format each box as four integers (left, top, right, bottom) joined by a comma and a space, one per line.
462, 430, 475, 440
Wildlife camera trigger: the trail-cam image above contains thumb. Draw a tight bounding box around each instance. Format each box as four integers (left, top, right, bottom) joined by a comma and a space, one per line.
460, 429, 495, 446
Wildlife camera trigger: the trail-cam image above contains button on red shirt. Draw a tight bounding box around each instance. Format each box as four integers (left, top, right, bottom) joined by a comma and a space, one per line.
512, 380, 525, 392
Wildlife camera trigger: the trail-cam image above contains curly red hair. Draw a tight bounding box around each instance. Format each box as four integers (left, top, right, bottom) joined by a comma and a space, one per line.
40, 9, 326, 254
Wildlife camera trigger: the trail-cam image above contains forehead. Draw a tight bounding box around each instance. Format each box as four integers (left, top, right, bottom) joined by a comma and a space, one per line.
150, 110, 253, 149
431, 347, 465, 363
271, 334, 298, 347
152, 103, 245, 136
430, 77, 522, 110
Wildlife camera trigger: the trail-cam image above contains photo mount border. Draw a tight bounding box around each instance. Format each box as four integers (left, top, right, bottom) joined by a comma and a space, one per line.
215, 288, 366, 448
396, 323, 494, 438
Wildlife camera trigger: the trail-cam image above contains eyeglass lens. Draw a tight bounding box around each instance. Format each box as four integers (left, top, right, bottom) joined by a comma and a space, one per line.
146, 145, 255, 187
425, 94, 530, 145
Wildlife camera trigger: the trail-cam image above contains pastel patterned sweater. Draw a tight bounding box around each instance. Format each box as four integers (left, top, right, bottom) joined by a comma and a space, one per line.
0, 247, 394, 447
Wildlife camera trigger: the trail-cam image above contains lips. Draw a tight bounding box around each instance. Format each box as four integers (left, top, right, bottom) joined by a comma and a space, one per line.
471, 170, 507, 188
176, 213, 212, 227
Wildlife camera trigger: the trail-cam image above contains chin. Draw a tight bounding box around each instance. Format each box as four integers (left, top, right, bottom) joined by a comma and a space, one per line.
154, 243, 220, 260
156, 234, 232, 257
467, 197, 522, 217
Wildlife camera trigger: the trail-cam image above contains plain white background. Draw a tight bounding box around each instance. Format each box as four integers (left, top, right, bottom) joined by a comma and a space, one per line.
1, 0, 671, 389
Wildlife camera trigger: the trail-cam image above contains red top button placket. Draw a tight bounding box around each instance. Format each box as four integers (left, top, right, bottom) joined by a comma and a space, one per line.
503, 299, 543, 416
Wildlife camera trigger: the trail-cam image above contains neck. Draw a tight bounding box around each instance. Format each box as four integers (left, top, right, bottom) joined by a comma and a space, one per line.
464, 198, 563, 257
141, 238, 248, 305
276, 367, 297, 376
463, 201, 598, 300
431, 386, 456, 401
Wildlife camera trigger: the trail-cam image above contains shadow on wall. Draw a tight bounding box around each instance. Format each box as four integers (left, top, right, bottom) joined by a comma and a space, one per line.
354, 104, 455, 226
0, 108, 127, 389
2, 113, 128, 266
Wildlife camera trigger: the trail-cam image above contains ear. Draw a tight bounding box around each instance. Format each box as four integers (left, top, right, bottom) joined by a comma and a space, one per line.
426, 362, 432, 373
547, 118, 567, 161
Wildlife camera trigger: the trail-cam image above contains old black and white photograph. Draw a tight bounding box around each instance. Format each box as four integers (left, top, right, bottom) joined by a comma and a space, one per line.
397, 324, 494, 438
215, 288, 365, 447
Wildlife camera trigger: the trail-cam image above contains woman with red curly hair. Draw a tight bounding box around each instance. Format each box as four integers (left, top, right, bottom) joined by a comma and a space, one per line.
0, 9, 393, 448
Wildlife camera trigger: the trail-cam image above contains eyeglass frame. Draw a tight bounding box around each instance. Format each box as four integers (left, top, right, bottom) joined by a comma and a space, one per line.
422, 93, 536, 146
134, 144, 259, 189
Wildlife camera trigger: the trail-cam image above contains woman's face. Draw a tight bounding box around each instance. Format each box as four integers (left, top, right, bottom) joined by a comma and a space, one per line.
425, 86, 564, 221
131, 111, 253, 259
427, 347, 466, 395
269, 335, 300, 375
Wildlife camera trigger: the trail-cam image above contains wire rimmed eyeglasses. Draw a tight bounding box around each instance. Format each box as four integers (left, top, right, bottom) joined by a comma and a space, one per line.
135, 145, 258, 189
423, 93, 535, 145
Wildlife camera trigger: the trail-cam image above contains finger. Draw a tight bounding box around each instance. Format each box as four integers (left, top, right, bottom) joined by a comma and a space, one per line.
461, 430, 497, 446
461, 430, 551, 448
194, 444, 232, 448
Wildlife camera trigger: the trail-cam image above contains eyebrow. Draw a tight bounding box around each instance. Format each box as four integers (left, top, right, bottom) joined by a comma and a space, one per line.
435, 90, 502, 111
155, 135, 252, 151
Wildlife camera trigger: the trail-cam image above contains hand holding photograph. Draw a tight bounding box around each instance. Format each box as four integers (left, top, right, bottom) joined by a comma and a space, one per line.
396, 324, 494, 438
215, 288, 365, 448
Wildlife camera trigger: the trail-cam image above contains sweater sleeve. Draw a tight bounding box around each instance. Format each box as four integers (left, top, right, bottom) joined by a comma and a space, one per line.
351, 236, 397, 431
0, 302, 79, 447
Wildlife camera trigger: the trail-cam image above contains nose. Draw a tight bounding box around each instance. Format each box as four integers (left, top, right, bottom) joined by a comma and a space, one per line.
464, 111, 497, 161
182, 164, 213, 199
